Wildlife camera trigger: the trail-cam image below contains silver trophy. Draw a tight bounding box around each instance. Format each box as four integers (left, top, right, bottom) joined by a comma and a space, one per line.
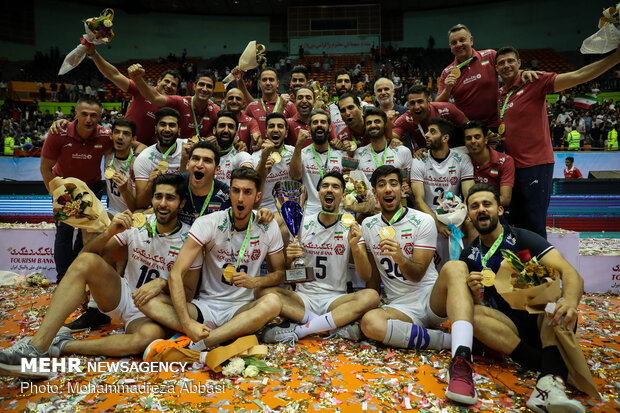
272, 180, 314, 283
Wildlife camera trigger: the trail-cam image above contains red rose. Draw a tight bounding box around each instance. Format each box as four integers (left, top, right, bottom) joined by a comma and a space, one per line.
57, 195, 71, 205
516, 249, 532, 263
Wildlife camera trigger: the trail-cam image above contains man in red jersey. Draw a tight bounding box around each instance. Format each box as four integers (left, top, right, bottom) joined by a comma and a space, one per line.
86, 47, 179, 145
495, 45, 620, 238
129, 64, 220, 140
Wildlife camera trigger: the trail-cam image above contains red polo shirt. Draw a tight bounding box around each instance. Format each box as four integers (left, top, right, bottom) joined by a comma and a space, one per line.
42, 120, 112, 187
244, 98, 298, 138
285, 114, 337, 147
335, 124, 370, 147
236, 114, 261, 149
499, 72, 557, 169
473, 146, 515, 190
125, 80, 160, 145
393, 102, 467, 149
438, 49, 499, 127
165, 95, 220, 140
564, 167, 582, 179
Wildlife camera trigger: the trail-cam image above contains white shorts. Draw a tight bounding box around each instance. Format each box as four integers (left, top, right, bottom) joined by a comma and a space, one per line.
296, 290, 346, 315
384, 284, 446, 328
102, 277, 146, 329
191, 295, 247, 329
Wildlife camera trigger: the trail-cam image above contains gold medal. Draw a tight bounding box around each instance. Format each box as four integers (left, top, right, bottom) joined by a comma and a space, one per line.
498, 123, 506, 135
157, 160, 169, 172
223, 264, 236, 281
450, 67, 461, 78
341, 213, 355, 227
481, 268, 496, 287
132, 213, 146, 228
379, 226, 395, 240
349, 141, 357, 151
270, 152, 282, 164
190, 136, 199, 143
104, 168, 115, 179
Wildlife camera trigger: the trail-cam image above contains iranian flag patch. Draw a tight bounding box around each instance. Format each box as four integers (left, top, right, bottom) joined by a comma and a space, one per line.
169, 246, 180, 256
94, 144, 103, 149
490, 169, 498, 176
481, 60, 489, 65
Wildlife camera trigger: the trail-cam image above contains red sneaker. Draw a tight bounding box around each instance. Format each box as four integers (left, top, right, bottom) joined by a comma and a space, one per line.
445, 353, 478, 405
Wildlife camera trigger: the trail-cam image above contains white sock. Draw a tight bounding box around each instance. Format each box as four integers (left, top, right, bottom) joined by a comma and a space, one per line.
382, 319, 446, 350
301, 309, 319, 324
451, 320, 473, 358
295, 312, 336, 338
87, 294, 98, 309
442, 333, 452, 350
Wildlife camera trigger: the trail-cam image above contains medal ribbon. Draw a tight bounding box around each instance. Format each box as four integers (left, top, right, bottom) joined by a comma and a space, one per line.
370, 140, 388, 167
388, 207, 404, 226
149, 217, 180, 238
108, 148, 134, 173
480, 227, 504, 268
499, 89, 515, 121
189, 181, 215, 218
161, 141, 177, 161
311, 145, 331, 179
260, 96, 281, 115
190, 96, 208, 136
456, 56, 474, 70
229, 209, 254, 268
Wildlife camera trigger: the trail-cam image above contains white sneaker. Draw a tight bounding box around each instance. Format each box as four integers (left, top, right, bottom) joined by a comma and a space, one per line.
526, 375, 585, 413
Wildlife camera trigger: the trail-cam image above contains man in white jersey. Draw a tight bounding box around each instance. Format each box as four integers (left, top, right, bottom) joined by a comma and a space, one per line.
410, 118, 474, 268
354, 107, 412, 183
104, 118, 138, 215
140, 167, 286, 350
256, 171, 380, 345
357, 165, 478, 405
212, 111, 253, 186
134, 107, 188, 208
0, 174, 200, 378
290, 109, 348, 217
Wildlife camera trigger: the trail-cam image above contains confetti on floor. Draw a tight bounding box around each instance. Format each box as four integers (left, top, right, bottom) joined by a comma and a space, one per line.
0, 286, 618, 412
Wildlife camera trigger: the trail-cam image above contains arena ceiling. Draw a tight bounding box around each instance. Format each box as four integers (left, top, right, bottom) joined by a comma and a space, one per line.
63, 0, 496, 16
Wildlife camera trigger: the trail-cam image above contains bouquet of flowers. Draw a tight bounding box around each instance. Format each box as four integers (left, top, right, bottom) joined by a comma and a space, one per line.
222, 41, 267, 87
343, 170, 375, 214
493, 250, 600, 400
50, 177, 110, 232
16, 272, 51, 288
581, 4, 620, 54
59, 8, 115, 75
145, 335, 281, 377
435, 192, 466, 260
501, 249, 556, 289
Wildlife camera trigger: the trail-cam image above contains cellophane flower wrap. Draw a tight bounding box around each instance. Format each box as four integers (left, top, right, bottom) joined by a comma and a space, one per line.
343, 170, 375, 214
59, 8, 115, 75
222, 41, 267, 87
435, 193, 466, 259
50, 177, 110, 232
581, 4, 620, 54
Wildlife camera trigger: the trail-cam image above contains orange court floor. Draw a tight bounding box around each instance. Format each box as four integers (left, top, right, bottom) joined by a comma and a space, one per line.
0, 286, 618, 413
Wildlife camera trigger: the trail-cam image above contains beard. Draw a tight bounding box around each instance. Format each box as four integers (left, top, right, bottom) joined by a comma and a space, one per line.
474, 213, 500, 235
311, 127, 328, 145
217, 132, 234, 149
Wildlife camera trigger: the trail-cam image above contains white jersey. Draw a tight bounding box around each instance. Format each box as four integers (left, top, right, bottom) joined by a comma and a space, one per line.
295, 213, 352, 296
354, 142, 412, 182
133, 139, 187, 181
217, 147, 253, 186
299, 145, 347, 215
188, 209, 284, 304
251, 145, 294, 211
103, 152, 136, 215
360, 208, 438, 302
114, 214, 200, 290
328, 102, 348, 138
410, 149, 474, 212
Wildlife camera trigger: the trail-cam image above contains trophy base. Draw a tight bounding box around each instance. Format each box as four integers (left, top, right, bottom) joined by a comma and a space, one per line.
285, 267, 315, 284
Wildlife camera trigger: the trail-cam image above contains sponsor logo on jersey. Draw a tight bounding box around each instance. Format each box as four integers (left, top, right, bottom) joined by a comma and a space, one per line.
450, 176, 458, 185
334, 244, 346, 255
251, 249, 261, 261
437, 108, 450, 115
404, 242, 414, 255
